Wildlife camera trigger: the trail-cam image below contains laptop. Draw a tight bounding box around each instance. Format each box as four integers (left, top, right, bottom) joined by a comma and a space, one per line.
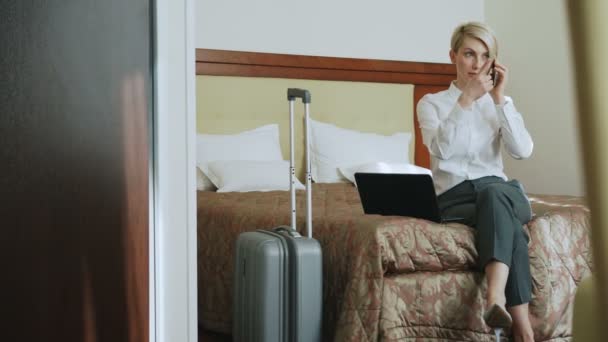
354, 172, 464, 223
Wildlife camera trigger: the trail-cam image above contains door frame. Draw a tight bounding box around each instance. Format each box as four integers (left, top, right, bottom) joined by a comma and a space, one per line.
153, 0, 198, 340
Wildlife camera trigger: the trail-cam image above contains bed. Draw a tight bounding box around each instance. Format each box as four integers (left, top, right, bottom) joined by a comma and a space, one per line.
195, 49, 593, 341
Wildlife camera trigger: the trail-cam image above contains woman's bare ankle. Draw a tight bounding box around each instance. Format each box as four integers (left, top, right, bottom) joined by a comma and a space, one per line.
486, 294, 506, 309
512, 326, 534, 342
508, 303, 534, 341
511, 315, 534, 342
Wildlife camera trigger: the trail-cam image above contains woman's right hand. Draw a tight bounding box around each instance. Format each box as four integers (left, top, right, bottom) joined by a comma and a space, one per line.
458, 59, 494, 108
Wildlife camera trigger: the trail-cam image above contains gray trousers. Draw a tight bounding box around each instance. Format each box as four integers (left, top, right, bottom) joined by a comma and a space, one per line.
437, 176, 533, 307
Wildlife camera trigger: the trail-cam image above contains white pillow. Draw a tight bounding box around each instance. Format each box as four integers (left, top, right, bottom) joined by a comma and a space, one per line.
310, 119, 412, 183
206, 160, 305, 193
339, 161, 432, 186
196, 124, 283, 190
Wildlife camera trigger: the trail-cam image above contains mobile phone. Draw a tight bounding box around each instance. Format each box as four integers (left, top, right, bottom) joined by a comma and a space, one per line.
490, 61, 498, 86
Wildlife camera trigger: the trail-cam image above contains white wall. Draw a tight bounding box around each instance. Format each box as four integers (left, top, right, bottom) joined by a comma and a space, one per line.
485, 0, 584, 196
196, 0, 483, 63
155, 0, 198, 341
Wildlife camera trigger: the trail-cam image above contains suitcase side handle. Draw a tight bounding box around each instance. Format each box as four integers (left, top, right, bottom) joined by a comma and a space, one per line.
287, 88, 311, 103
274, 226, 302, 238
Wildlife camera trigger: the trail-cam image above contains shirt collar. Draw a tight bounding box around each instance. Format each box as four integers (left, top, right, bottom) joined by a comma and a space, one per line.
447, 81, 462, 99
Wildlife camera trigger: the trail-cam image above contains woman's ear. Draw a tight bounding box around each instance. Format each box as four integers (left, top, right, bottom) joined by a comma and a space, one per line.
449, 49, 456, 64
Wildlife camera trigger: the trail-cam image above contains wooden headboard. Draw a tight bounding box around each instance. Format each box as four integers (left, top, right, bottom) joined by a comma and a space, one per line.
195, 48, 456, 169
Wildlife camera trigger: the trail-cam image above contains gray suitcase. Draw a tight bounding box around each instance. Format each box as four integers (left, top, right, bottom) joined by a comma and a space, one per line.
233, 89, 323, 342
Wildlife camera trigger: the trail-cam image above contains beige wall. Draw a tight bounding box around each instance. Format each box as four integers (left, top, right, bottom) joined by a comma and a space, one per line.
485, 0, 585, 196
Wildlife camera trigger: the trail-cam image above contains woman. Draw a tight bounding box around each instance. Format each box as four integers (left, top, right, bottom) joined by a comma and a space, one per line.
417, 22, 535, 342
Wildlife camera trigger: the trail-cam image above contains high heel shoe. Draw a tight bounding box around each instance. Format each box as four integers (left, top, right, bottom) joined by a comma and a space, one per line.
484, 304, 512, 341
483, 303, 512, 328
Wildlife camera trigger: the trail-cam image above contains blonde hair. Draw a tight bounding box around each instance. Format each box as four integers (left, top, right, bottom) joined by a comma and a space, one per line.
451, 22, 498, 58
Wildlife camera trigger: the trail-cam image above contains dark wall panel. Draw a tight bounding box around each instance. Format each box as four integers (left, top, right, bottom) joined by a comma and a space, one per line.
1, 1, 151, 341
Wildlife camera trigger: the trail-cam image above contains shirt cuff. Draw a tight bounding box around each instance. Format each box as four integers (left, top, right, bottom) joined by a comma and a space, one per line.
496, 99, 515, 126
495, 97, 512, 110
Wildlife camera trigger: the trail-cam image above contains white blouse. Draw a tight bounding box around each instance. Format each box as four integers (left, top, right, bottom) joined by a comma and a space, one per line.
417, 82, 533, 195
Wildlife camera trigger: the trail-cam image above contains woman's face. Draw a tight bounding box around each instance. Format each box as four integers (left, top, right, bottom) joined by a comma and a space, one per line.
450, 36, 491, 84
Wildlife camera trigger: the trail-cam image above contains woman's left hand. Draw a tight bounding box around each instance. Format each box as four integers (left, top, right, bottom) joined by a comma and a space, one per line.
490, 60, 508, 105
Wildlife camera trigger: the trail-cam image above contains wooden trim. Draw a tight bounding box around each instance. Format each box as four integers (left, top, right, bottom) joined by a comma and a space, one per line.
196, 63, 454, 86
196, 49, 456, 75
414, 85, 449, 169
195, 48, 456, 167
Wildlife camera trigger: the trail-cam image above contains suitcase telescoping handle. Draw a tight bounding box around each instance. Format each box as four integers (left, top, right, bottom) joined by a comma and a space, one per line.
287, 88, 313, 238
287, 88, 311, 104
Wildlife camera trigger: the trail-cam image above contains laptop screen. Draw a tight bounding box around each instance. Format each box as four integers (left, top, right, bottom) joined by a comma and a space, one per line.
354, 173, 443, 222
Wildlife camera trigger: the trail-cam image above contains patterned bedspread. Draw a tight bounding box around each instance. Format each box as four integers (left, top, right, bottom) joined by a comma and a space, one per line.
197, 184, 592, 341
